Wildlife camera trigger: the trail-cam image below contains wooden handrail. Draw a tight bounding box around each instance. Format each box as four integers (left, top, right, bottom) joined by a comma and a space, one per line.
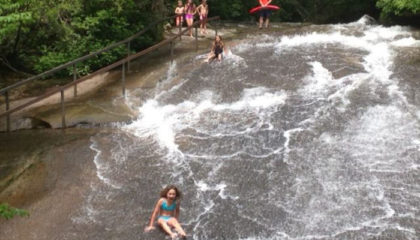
0, 16, 220, 120
0, 15, 176, 95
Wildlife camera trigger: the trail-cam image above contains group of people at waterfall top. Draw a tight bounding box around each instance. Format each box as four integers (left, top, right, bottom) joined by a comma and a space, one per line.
174, 0, 274, 63
175, 0, 209, 37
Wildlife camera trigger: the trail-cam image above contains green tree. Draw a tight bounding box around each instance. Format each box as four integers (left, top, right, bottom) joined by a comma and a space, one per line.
0, 0, 170, 76
203, 0, 378, 23
376, 0, 420, 24
0, 203, 29, 220
0, 0, 418, 80
0, 0, 35, 72
376, 0, 420, 16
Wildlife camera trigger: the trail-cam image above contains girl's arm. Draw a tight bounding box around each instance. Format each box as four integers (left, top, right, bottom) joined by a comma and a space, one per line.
145, 198, 162, 231
175, 202, 180, 219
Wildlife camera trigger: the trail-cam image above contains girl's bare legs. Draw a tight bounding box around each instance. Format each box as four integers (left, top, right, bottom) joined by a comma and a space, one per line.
218, 54, 222, 61
201, 19, 207, 34
157, 219, 177, 239
205, 51, 213, 62
259, 16, 263, 29
187, 19, 193, 37
204, 21, 207, 34
168, 218, 187, 237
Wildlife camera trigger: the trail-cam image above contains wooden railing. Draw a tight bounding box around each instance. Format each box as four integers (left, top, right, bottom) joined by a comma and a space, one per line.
0, 16, 220, 132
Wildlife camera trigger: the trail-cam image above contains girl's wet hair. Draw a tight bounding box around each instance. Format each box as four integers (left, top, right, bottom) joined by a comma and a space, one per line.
160, 185, 182, 199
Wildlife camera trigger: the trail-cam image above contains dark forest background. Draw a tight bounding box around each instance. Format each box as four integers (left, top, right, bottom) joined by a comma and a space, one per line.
0, 0, 419, 81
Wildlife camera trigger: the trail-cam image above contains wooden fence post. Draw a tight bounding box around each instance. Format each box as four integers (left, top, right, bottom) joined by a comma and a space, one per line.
122, 62, 126, 97
61, 89, 66, 128
5, 91, 10, 132
195, 26, 198, 52
73, 64, 77, 97
127, 41, 131, 72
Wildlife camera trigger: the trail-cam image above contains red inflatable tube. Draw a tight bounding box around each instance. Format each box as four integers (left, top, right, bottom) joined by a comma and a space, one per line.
249, 5, 280, 14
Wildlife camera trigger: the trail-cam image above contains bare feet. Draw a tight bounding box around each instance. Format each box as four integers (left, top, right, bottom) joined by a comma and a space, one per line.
144, 226, 155, 232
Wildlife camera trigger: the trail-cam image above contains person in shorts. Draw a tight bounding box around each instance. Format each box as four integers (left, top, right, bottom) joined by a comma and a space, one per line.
174, 1, 184, 27
197, 0, 209, 35
259, 0, 272, 29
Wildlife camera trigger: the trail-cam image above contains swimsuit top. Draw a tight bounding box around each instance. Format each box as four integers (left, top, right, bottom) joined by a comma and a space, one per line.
185, 4, 195, 13
161, 199, 176, 211
214, 42, 223, 51
260, 0, 270, 5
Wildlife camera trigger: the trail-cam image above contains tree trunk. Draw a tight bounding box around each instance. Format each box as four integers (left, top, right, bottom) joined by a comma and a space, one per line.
12, 21, 23, 56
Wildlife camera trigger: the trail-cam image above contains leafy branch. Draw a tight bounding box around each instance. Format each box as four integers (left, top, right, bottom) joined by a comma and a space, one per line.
0, 203, 29, 220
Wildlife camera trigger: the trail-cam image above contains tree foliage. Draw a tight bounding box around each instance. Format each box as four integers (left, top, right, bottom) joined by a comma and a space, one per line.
376, 0, 420, 15
0, 0, 418, 78
208, 0, 378, 23
0, 0, 167, 76
376, 0, 420, 24
0, 203, 29, 220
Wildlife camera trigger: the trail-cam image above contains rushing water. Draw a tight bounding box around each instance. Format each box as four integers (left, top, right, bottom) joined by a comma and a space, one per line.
72, 17, 420, 240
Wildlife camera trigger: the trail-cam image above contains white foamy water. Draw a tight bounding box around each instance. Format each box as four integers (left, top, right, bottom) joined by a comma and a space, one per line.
123, 87, 287, 153
344, 105, 420, 172
300, 62, 334, 97
90, 137, 122, 189
391, 37, 420, 47
77, 17, 420, 240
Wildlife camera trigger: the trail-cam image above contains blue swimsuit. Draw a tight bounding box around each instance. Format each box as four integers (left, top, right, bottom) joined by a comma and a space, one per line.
158, 199, 176, 221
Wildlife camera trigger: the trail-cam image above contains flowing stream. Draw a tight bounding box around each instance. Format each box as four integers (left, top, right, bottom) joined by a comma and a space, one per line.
71, 17, 420, 240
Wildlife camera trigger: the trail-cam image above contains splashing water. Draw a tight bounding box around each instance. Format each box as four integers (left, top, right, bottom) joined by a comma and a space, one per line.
75, 17, 420, 240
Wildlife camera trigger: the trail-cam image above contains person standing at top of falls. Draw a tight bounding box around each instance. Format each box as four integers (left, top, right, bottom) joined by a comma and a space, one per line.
197, 0, 209, 35
175, 1, 185, 28
184, 0, 197, 38
145, 185, 187, 239
259, 0, 272, 29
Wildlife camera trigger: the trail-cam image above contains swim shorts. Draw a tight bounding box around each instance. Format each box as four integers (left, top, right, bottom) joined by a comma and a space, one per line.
260, 9, 271, 19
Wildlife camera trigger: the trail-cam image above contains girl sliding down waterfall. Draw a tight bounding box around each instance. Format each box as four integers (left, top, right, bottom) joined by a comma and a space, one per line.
145, 185, 187, 239
205, 35, 225, 62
